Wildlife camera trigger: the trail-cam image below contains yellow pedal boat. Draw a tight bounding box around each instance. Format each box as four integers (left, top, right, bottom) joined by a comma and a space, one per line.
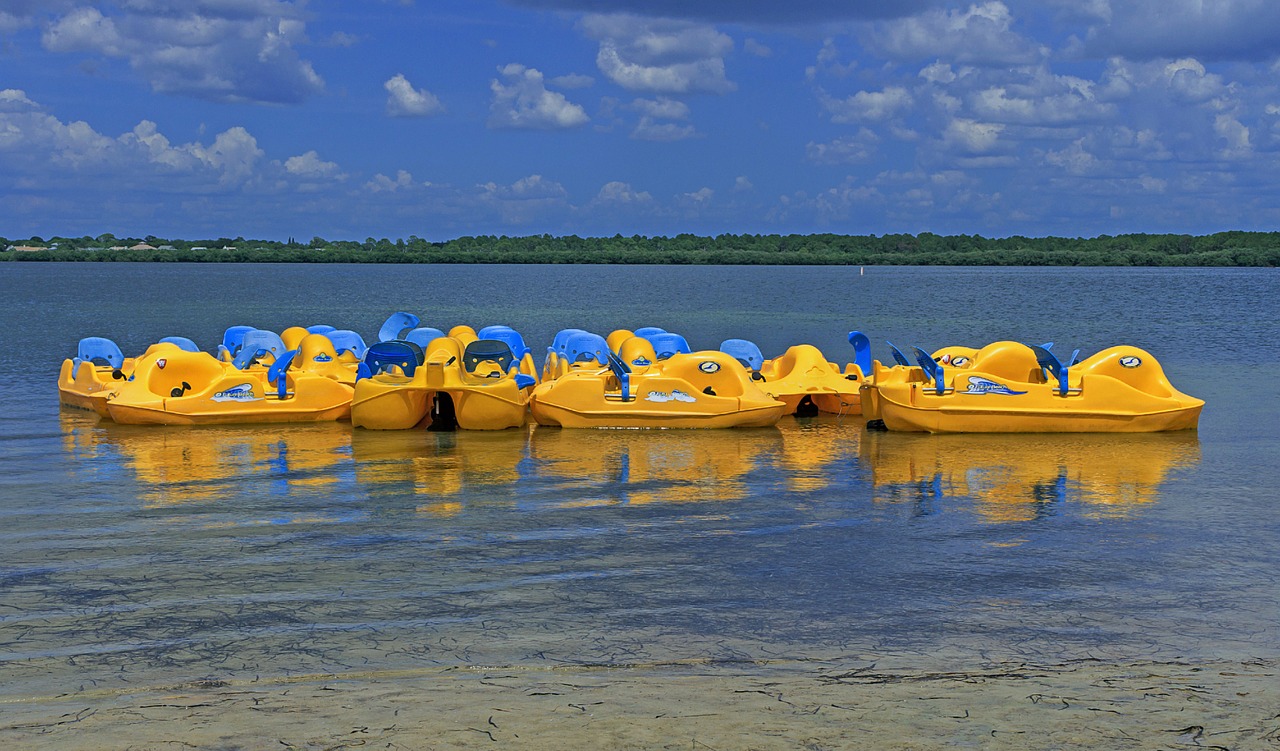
530, 333, 787, 429
58, 337, 137, 417
721, 332, 872, 416
866, 341, 1203, 433
104, 334, 354, 426
351, 331, 536, 431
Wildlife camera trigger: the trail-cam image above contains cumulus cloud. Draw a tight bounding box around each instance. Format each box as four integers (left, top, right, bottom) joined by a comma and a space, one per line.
384, 74, 444, 117
489, 64, 590, 129
806, 130, 880, 164
502, 0, 932, 24
365, 170, 417, 193
580, 14, 735, 94
628, 97, 697, 141
944, 118, 1004, 152
595, 180, 653, 203
821, 86, 913, 123
284, 150, 345, 180
1075, 0, 1280, 62
39, 2, 324, 105
867, 2, 1044, 66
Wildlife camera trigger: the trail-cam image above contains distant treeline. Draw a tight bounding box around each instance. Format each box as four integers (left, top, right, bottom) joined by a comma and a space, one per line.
4, 231, 1280, 266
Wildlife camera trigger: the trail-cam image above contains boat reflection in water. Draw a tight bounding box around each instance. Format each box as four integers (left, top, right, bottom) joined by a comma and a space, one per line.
861, 430, 1201, 522
350, 427, 530, 516
62, 409, 1190, 523
59, 411, 353, 510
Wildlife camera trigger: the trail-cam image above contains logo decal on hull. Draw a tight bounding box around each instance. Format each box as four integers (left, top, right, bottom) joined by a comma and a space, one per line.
313, 353, 333, 363
645, 389, 697, 403
963, 376, 1026, 396
211, 383, 261, 402
698, 360, 720, 373
1119, 355, 1142, 368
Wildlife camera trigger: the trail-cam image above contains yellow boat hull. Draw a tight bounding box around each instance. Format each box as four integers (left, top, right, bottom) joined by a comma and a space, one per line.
57, 358, 135, 417
104, 344, 353, 426
757, 344, 864, 416
868, 343, 1203, 433
531, 351, 787, 429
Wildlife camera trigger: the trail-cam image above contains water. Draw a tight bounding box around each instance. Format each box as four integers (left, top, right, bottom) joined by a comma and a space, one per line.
1, 263, 1277, 746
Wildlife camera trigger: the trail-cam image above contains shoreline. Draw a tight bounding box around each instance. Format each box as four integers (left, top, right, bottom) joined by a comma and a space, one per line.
5, 655, 1276, 749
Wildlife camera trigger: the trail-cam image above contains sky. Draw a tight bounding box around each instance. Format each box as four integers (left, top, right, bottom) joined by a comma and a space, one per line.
3, 0, 1280, 241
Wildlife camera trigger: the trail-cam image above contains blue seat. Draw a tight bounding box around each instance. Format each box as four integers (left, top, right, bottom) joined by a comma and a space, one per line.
232, 330, 288, 370
607, 351, 633, 401
886, 341, 912, 367
326, 329, 368, 359
720, 339, 764, 371
633, 326, 666, 338
565, 332, 610, 366
266, 349, 298, 400
912, 346, 949, 395
378, 312, 420, 342
217, 325, 255, 360
1031, 344, 1080, 396
307, 324, 336, 335
159, 335, 199, 352
358, 341, 423, 380
545, 328, 589, 369
848, 331, 872, 375
73, 336, 125, 378
646, 332, 691, 360
463, 339, 516, 376
482, 327, 532, 360
403, 327, 447, 349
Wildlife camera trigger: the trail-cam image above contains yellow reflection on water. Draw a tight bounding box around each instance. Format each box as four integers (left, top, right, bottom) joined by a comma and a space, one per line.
350, 428, 530, 514
529, 425, 782, 506
60, 412, 351, 507
861, 430, 1201, 522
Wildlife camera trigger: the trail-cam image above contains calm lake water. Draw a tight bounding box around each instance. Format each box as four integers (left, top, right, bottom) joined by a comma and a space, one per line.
1, 263, 1277, 705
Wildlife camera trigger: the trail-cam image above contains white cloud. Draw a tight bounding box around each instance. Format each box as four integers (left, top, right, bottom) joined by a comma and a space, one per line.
822, 86, 913, 123
596, 181, 653, 203
489, 64, 589, 129
627, 97, 697, 141
0, 88, 39, 112
806, 130, 880, 164
365, 170, 417, 193
868, 2, 1044, 66
944, 118, 1004, 152
39, 3, 324, 105
284, 150, 345, 180
481, 174, 568, 200
384, 74, 444, 118
580, 14, 735, 94
550, 73, 595, 89
733, 176, 753, 191
1076, 0, 1280, 61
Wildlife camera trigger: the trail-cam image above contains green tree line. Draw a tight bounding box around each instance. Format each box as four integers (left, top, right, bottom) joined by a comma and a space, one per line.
4, 231, 1279, 266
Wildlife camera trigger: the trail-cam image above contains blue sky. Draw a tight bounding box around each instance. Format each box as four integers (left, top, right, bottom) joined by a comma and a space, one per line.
3, 0, 1280, 241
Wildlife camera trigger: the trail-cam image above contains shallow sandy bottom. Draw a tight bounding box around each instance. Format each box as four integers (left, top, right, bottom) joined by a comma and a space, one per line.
4, 656, 1276, 750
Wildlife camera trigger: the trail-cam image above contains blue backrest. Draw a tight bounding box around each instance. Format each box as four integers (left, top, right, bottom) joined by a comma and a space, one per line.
1031, 344, 1074, 396
307, 324, 336, 334
360, 341, 423, 379
549, 328, 589, 354
720, 339, 763, 371
478, 325, 514, 339
912, 346, 947, 394
327, 329, 368, 359
633, 326, 666, 338
232, 330, 288, 369
647, 332, 691, 360
463, 339, 516, 374
159, 336, 200, 352
482, 327, 531, 359
219, 325, 255, 358
848, 331, 872, 374
378, 312, 421, 342
404, 327, 447, 349
267, 349, 298, 399
77, 337, 124, 368
886, 341, 912, 367
607, 351, 632, 401
565, 332, 610, 366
